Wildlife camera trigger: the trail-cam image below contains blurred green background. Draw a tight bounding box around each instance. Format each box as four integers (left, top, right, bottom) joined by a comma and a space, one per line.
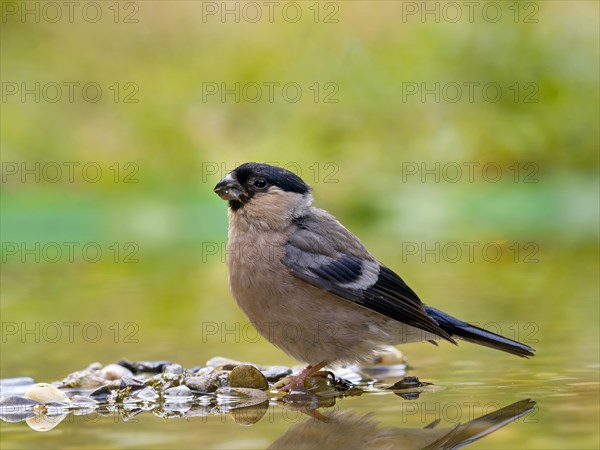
1, 1, 598, 448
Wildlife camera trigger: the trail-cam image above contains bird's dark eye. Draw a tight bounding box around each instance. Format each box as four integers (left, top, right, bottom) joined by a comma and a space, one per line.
253, 178, 268, 189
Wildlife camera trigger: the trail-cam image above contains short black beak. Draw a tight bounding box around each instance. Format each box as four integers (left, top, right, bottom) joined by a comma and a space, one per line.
214, 176, 245, 202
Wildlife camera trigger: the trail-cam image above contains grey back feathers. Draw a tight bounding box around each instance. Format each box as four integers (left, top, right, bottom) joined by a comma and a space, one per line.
283, 208, 456, 343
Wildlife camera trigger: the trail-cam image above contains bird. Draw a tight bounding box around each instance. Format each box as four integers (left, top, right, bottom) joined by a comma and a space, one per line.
213, 162, 535, 389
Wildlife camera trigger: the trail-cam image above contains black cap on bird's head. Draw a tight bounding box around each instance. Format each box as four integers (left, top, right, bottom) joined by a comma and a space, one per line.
214, 162, 312, 210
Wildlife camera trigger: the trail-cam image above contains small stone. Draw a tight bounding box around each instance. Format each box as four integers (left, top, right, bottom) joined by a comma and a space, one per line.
387, 376, 431, 390
43, 401, 70, 414
261, 366, 292, 382
163, 385, 193, 401
197, 367, 213, 376
26, 412, 68, 432
164, 364, 183, 375
398, 392, 421, 400
304, 376, 336, 394
332, 377, 354, 392
122, 407, 144, 420
24, 383, 68, 404
89, 385, 113, 401
116, 359, 136, 373
330, 367, 369, 385
206, 356, 244, 370
229, 365, 269, 390
183, 404, 213, 418
272, 376, 293, 390
0, 396, 40, 422
70, 396, 98, 414
0, 377, 36, 397
70, 395, 97, 406
99, 364, 133, 381
185, 372, 218, 393
133, 361, 172, 373
163, 403, 192, 415
388, 377, 432, 399
135, 387, 159, 401
120, 375, 145, 391
231, 401, 269, 426
60, 369, 106, 389
159, 372, 181, 382
0, 377, 36, 387
216, 387, 268, 410
215, 370, 232, 388
72, 406, 98, 416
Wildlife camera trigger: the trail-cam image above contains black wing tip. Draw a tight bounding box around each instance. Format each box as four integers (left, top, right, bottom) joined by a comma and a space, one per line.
511, 343, 536, 358
424, 306, 537, 358
460, 334, 536, 358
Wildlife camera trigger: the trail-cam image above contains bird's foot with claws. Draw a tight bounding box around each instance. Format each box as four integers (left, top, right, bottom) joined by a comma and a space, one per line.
277, 361, 330, 392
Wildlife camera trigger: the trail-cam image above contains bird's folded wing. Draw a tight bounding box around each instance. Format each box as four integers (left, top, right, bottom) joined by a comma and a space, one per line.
282, 212, 455, 343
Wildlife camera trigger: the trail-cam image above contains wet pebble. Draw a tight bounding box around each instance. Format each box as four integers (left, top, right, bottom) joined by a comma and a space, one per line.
163, 385, 193, 400
216, 387, 268, 410
206, 356, 244, 370
70, 395, 98, 414
120, 375, 145, 391
89, 385, 113, 401
387, 376, 431, 390
144, 372, 180, 393
229, 365, 269, 391
304, 376, 337, 395
133, 361, 172, 373
60, 369, 106, 389
116, 359, 137, 373
26, 412, 68, 432
0, 377, 36, 387
231, 401, 269, 426
397, 392, 421, 400
332, 377, 354, 392
0, 396, 40, 422
70, 395, 97, 405
164, 364, 183, 375
163, 403, 192, 415
0, 377, 36, 397
44, 401, 71, 414
99, 364, 133, 381
183, 404, 214, 418
195, 367, 214, 376
261, 366, 292, 382
216, 370, 232, 388
387, 376, 432, 400
24, 383, 68, 404
328, 366, 370, 385
183, 372, 218, 392
122, 407, 144, 420
157, 372, 181, 383
135, 387, 159, 401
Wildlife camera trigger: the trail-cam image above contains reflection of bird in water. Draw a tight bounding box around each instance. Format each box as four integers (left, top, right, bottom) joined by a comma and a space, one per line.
268, 399, 536, 450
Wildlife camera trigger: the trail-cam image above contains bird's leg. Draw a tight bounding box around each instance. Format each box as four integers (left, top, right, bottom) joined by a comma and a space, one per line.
277, 360, 329, 392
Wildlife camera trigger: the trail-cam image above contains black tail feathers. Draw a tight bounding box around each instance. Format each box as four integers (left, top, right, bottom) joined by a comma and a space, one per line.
424, 306, 536, 358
